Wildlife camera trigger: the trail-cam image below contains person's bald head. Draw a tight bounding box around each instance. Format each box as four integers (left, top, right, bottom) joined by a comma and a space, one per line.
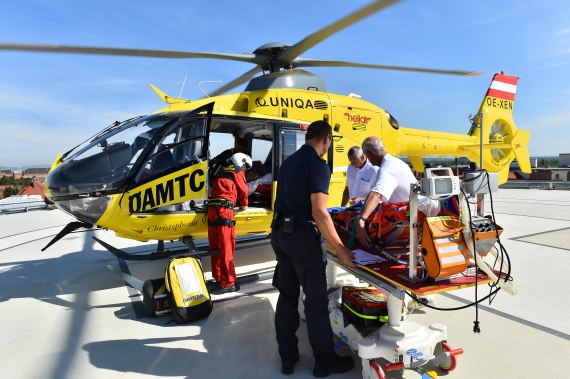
361, 136, 386, 166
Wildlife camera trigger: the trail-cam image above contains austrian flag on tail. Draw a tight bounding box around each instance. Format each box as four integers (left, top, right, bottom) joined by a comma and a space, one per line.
486, 72, 518, 101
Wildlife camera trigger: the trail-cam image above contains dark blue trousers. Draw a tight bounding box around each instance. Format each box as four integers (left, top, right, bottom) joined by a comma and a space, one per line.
271, 224, 335, 367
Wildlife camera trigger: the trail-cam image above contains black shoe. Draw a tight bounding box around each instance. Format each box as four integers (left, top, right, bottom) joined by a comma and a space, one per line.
313, 355, 355, 378
212, 283, 240, 294
206, 281, 221, 292
281, 357, 299, 375
281, 362, 294, 375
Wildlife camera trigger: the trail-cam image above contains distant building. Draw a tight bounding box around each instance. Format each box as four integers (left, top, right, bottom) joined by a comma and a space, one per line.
529, 168, 570, 182
510, 158, 538, 170
22, 168, 49, 182
18, 180, 46, 199
560, 153, 570, 168
508, 171, 526, 180
0, 169, 13, 178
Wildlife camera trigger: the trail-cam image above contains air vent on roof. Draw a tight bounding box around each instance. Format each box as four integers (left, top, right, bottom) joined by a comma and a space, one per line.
314, 100, 328, 110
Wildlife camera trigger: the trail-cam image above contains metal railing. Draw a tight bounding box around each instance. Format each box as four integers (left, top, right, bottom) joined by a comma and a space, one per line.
500, 180, 570, 190
0, 200, 48, 213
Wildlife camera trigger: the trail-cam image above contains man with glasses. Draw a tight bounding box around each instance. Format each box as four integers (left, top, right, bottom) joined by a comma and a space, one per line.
341, 146, 379, 207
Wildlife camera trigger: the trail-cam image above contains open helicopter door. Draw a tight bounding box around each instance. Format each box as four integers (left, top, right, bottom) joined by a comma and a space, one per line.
120, 102, 213, 216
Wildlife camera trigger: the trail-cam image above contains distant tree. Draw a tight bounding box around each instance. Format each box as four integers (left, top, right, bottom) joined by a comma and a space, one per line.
0, 177, 16, 185
537, 159, 558, 168
2, 186, 19, 198
0, 177, 32, 186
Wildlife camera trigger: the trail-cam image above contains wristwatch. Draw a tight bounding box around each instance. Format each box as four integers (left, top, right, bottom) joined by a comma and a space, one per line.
357, 215, 367, 222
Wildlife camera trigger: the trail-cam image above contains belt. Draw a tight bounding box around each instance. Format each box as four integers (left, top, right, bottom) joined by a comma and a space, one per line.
206, 198, 234, 208
272, 212, 315, 226
208, 218, 236, 227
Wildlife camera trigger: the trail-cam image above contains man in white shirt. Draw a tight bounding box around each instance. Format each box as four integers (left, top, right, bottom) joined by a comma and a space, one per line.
354, 136, 417, 246
341, 146, 379, 206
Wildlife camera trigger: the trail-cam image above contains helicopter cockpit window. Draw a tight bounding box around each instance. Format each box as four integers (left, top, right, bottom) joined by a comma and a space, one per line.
133, 115, 210, 185
47, 114, 178, 197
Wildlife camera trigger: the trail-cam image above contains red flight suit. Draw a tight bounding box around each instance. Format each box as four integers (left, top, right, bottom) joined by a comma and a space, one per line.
207, 167, 249, 288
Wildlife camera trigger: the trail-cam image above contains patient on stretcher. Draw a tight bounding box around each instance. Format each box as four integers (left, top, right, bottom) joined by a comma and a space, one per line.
331, 196, 443, 250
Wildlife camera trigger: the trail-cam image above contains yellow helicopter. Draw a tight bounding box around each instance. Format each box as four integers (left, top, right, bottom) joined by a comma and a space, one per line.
0, 0, 530, 259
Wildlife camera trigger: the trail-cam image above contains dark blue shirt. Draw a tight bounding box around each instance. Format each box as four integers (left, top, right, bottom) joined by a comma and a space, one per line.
274, 144, 331, 222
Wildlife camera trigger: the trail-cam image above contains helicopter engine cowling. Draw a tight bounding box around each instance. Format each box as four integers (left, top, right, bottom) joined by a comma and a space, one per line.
244, 69, 327, 92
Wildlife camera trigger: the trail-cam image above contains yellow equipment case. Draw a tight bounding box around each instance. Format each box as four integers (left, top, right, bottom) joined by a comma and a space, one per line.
164, 256, 213, 323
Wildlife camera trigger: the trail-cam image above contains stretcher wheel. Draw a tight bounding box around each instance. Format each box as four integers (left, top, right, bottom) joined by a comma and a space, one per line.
435, 341, 457, 372
362, 359, 385, 379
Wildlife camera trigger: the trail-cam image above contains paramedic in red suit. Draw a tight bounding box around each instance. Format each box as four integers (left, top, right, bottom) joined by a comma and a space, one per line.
208, 152, 252, 294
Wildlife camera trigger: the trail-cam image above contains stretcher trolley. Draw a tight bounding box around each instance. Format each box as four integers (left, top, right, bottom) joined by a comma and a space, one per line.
327, 249, 491, 378
326, 169, 515, 379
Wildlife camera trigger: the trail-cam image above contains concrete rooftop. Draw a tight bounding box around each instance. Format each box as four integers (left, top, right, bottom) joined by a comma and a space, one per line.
0, 188, 568, 379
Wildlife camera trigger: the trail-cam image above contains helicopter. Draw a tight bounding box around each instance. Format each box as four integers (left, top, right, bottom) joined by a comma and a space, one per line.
0, 0, 531, 260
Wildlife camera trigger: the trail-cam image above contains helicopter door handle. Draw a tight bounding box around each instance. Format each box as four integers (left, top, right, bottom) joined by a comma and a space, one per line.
245, 217, 252, 220
333, 135, 343, 141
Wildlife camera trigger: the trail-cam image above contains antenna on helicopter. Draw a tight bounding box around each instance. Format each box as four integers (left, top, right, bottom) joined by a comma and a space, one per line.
198, 80, 223, 98
178, 74, 188, 98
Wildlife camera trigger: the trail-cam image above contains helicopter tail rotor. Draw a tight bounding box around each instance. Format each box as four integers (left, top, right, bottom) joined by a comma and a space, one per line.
464, 72, 531, 181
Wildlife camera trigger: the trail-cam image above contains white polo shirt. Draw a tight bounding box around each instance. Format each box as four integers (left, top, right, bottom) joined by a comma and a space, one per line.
345, 159, 379, 199
371, 154, 417, 202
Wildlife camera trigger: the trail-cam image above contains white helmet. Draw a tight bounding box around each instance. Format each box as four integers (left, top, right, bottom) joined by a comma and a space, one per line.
230, 152, 252, 172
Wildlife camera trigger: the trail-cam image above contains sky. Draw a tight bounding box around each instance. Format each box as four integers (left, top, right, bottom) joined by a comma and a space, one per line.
0, 0, 569, 167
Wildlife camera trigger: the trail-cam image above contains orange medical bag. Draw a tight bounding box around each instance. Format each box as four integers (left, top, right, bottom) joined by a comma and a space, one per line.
368, 202, 426, 247
332, 202, 425, 247
421, 216, 469, 279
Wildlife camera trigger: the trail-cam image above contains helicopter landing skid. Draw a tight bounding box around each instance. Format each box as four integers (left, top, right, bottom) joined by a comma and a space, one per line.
93, 237, 196, 261
93, 235, 271, 261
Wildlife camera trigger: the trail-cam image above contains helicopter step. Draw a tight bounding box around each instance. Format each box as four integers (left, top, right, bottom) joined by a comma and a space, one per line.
93, 234, 271, 261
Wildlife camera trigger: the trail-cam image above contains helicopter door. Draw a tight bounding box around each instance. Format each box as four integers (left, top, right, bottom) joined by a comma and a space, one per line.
276, 123, 334, 171
275, 124, 339, 207
123, 103, 213, 214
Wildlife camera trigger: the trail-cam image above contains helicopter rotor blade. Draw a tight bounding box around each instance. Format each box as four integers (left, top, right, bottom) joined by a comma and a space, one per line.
277, 0, 400, 65
292, 58, 481, 76
206, 66, 263, 97
0, 43, 257, 64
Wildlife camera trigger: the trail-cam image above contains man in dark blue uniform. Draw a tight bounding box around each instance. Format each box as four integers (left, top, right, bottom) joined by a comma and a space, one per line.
271, 121, 355, 377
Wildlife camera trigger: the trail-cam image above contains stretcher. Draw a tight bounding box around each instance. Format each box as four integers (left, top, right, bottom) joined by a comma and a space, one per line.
325, 245, 499, 378
325, 190, 510, 378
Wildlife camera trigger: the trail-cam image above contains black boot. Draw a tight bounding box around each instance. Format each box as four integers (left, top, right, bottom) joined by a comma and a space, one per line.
313, 354, 354, 378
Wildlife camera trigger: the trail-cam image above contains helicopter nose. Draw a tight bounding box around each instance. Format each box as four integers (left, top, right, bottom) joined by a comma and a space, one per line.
46, 165, 113, 225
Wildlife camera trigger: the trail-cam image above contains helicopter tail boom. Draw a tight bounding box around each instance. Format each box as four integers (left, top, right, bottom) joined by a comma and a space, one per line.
392, 72, 530, 183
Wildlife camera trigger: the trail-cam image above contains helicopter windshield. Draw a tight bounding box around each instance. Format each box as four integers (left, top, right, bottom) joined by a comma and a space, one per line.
47, 113, 180, 199
61, 114, 176, 164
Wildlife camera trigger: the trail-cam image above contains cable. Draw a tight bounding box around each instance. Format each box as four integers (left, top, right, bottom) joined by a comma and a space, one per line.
460, 184, 481, 332
405, 287, 501, 311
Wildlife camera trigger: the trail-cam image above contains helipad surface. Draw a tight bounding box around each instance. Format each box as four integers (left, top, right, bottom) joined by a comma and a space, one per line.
0, 188, 568, 379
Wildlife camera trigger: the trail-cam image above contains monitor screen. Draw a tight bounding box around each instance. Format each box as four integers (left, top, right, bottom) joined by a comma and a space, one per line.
434, 177, 453, 195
